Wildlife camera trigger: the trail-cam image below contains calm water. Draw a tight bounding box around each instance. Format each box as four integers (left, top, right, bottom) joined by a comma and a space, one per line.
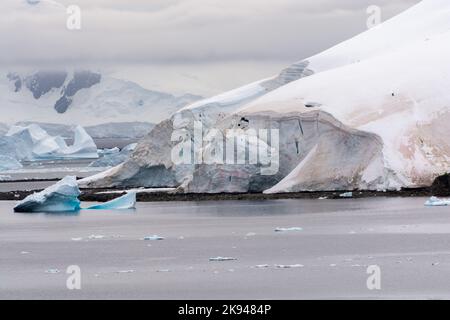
1, 197, 450, 299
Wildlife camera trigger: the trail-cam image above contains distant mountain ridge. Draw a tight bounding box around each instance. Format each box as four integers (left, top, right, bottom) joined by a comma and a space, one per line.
1, 70, 202, 126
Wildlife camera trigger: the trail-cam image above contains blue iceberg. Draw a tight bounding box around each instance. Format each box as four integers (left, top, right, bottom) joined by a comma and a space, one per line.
86, 192, 137, 210
14, 176, 81, 213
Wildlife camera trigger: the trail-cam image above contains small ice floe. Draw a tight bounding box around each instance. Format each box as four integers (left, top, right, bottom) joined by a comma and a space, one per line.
340, 192, 353, 198
88, 235, 105, 240
432, 262, 440, 266
20, 251, 30, 255
275, 264, 304, 269
329, 264, 337, 267
209, 257, 237, 262
318, 197, 328, 200
71, 237, 83, 241
45, 269, 60, 274
116, 270, 135, 274
274, 227, 303, 232
424, 196, 450, 207
253, 264, 270, 269
245, 232, 257, 237
143, 235, 164, 241
86, 191, 137, 210
157, 269, 171, 273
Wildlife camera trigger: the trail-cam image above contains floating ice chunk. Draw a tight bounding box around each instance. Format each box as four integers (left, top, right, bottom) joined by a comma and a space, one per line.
209, 257, 237, 262
86, 191, 136, 210
71, 237, 83, 241
274, 227, 303, 232
143, 235, 164, 241
88, 235, 105, 240
116, 270, 135, 274
253, 264, 270, 269
340, 192, 353, 198
0, 155, 22, 171
275, 264, 304, 269
425, 196, 450, 206
14, 176, 81, 213
45, 269, 60, 274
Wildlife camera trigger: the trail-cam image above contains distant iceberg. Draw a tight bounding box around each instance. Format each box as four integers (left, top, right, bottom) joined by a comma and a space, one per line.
89, 143, 137, 168
4, 124, 98, 161
86, 191, 137, 210
14, 176, 81, 213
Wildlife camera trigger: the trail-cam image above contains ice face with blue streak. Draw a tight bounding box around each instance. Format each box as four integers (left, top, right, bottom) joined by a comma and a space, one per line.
86, 192, 137, 210
14, 176, 81, 213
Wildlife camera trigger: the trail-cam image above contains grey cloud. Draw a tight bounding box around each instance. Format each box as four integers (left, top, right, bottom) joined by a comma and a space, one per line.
0, 0, 420, 67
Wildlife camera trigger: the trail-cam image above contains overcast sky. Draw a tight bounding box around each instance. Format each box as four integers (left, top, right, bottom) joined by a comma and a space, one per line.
1, 0, 420, 96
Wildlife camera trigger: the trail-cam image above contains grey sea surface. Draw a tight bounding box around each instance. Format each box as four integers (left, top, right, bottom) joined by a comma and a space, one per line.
1, 197, 450, 299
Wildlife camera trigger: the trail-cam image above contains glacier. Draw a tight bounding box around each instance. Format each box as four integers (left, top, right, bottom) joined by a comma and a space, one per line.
424, 197, 450, 207
14, 176, 81, 213
81, 0, 450, 194
86, 192, 137, 210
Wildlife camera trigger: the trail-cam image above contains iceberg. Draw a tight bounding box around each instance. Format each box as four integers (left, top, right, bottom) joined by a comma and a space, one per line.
0, 155, 23, 171
61, 125, 99, 159
14, 176, 81, 213
89, 143, 137, 168
5, 124, 98, 161
425, 196, 450, 207
86, 191, 137, 210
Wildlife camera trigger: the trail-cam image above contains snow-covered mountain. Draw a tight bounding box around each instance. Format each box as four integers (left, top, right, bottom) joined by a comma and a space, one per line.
81, 0, 450, 193
0, 70, 202, 127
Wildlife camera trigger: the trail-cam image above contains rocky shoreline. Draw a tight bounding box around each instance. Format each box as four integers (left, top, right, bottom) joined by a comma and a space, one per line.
1, 174, 448, 203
